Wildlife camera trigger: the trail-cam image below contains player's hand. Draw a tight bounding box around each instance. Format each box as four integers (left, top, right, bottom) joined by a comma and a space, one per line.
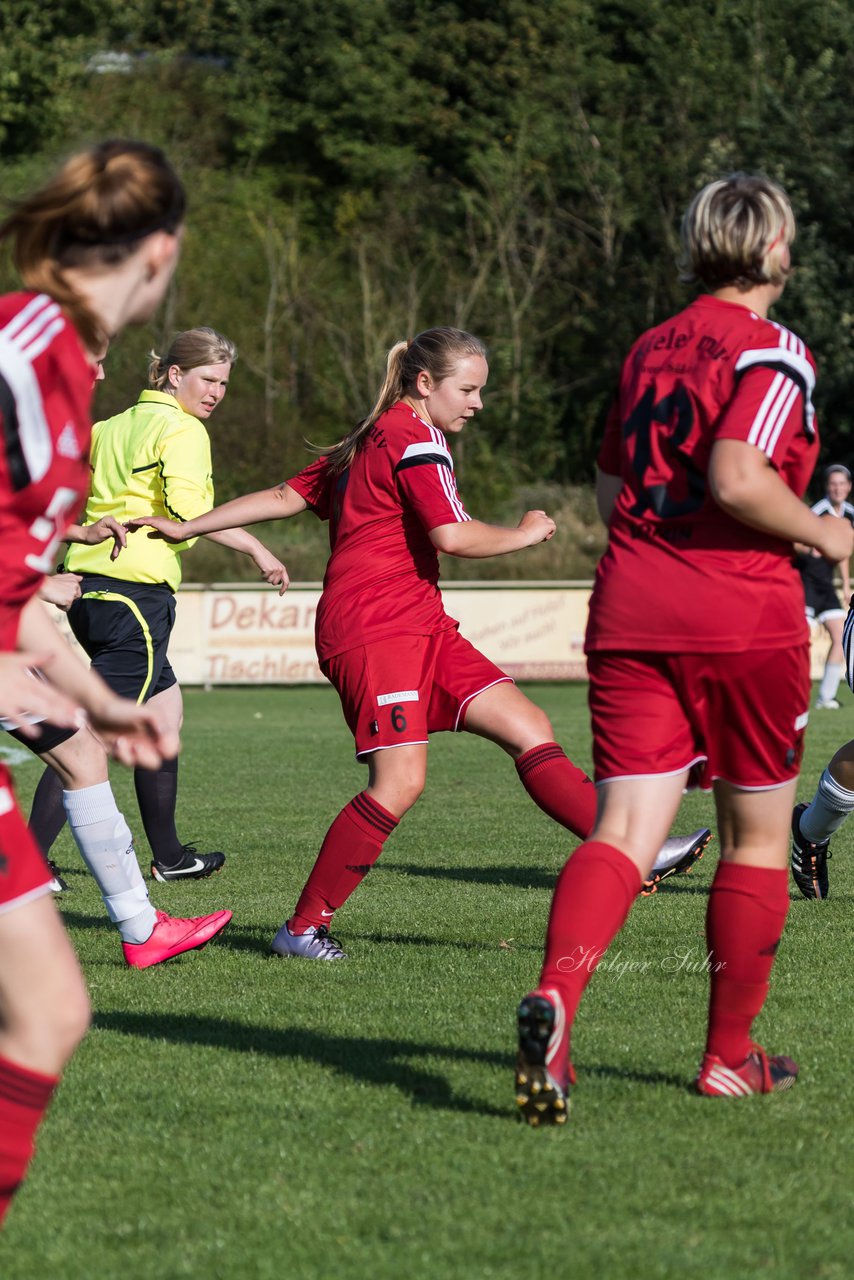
518, 509, 556, 545
814, 517, 854, 565
86, 695, 181, 770
0, 653, 84, 739
38, 573, 83, 611
253, 550, 290, 596
82, 516, 127, 560
125, 515, 189, 543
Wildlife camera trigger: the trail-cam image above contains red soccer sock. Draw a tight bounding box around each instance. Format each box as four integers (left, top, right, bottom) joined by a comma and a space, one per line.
537, 840, 641, 1038
704, 861, 790, 1069
290, 792, 399, 932
515, 742, 597, 839
0, 1054, 59, 1226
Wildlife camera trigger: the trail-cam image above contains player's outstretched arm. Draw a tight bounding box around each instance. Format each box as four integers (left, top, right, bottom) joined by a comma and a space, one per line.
710, 440, 854, 563
15, 596, 179, 769
430, 510, 556, 559
126, 483, 308, 543
202, 528, 290, 596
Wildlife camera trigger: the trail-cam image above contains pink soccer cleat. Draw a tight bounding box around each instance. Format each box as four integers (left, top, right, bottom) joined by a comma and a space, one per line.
122, 909, 232, 970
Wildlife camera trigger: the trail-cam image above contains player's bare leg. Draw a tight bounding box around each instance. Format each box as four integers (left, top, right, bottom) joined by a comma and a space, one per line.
816, 614, 845, 709
463, 682, 710, 885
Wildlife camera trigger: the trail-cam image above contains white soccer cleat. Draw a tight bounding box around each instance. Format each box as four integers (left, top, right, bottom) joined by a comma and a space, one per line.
270, 922, 346, 960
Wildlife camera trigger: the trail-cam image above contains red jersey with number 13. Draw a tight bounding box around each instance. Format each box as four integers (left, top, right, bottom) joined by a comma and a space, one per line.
0, 293, 93, 649
586, 295, 819, 653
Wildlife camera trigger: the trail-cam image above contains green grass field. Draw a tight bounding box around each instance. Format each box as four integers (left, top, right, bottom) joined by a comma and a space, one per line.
1, 683, 851, 1280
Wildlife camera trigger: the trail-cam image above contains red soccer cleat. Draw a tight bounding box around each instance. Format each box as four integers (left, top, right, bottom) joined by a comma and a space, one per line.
696, 1044, 799, 1097
122, 909, 232, 970
515, 987, 575, 1126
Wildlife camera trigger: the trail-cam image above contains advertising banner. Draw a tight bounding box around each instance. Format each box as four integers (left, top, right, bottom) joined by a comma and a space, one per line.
51, 582, 833, 685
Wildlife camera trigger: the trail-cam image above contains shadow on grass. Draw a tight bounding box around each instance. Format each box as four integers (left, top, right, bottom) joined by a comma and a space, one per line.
379, 861, 710, 899
577, 1061, 689, 1091
378, 861, 558, 890
59, 912, 540, 958
94, 1010, 510, 1119
349, 929, 540, 953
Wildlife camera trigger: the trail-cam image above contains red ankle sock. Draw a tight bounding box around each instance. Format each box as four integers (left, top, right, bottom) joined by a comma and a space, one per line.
0, 1055, 59, 1226
515, 742, 597, 838
290, 792, 398, 932
705, 862, 790, 1068
538, 840, 641, 1036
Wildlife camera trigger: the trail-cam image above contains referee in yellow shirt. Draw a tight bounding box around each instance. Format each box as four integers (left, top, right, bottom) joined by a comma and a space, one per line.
30, 328, 288, 881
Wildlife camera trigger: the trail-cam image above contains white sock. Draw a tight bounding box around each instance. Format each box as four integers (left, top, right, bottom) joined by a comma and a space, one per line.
801, 767, 854, 842
818, 662, 844, 704
63, 782, 156, 944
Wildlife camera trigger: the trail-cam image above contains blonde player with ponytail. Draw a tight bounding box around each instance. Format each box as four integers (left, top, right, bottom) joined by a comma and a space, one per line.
132, 326, 709, 960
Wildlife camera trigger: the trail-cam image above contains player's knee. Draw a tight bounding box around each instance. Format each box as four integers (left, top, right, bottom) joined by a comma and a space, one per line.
516, 706, 555, 754
53, 980, 91, 1063
8, 980, 90, 1074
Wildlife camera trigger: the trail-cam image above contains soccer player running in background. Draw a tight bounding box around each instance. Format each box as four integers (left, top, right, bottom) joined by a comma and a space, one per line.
130, 326, 709, 961
794, 463, 854, 709
0, 139, 226, 1229
26, 327, 288, 885
513, 172, 854, 1126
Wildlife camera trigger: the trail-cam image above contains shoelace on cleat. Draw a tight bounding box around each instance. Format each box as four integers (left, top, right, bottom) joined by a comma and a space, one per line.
314, 925, 344, 953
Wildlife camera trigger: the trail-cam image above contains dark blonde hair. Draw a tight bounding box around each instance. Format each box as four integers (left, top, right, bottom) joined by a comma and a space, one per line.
0, 139, 185, 351
148, 327, 237, 390
323, 327, 487, 473
679, 172, 795, 291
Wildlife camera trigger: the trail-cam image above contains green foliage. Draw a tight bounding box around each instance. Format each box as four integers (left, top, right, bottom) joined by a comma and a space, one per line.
3, 0, 854, 507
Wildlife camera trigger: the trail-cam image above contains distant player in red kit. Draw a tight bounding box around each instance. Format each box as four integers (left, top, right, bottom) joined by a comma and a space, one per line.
513, 173, 854, 1124
133, 326, 708, 957
0, 140, 229, 1227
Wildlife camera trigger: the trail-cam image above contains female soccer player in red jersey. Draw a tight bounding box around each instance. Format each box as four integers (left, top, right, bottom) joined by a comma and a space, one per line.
0, 140, 229, 1226
512, 173, 854, 1124
131, 326, 708, 959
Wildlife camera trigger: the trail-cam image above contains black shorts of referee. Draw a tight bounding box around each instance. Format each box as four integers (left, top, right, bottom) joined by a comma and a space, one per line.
799, 560, 845, 624
6, 573, 178, 755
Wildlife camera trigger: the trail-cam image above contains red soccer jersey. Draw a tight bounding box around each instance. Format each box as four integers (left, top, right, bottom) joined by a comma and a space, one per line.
0, 293, 93, 649
586, 295, 819, 653
287, 402, 472, 660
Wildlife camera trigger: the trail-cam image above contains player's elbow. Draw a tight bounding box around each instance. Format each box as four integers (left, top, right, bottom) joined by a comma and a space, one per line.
429, 522, 467, 555
708, 442, 763, 513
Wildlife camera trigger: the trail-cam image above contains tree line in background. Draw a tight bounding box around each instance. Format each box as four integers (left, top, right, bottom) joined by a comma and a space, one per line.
2, 0, 854, 536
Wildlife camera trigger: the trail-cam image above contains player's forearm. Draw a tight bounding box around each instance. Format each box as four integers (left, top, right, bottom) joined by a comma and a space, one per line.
430, 520, 538, 559
203, 527, 267, 556
178, 486, 305, 538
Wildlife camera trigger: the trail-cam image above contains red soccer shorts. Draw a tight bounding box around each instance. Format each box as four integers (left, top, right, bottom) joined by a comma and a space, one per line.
322, 628, 512, 757
0, 763, 54, 914
587, 644, 810, 790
